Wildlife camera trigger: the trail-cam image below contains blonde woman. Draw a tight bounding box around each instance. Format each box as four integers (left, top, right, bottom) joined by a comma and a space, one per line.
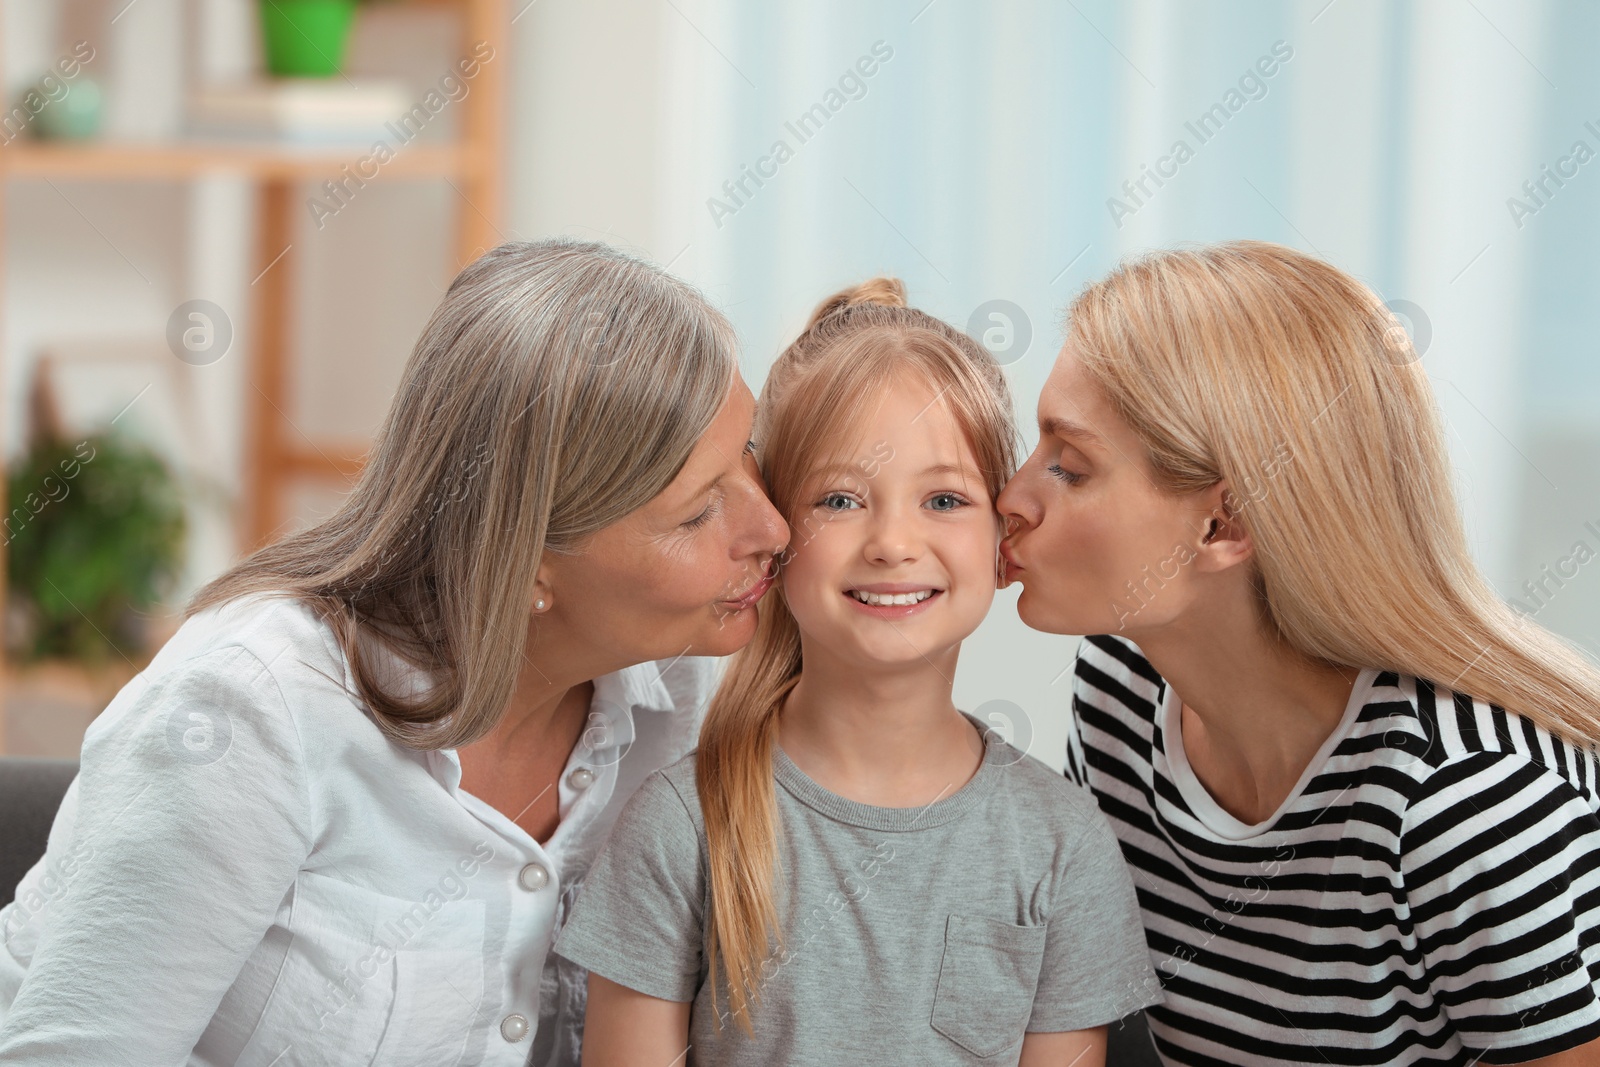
0, 239, 787, 1067
998, 241, 1600, 1065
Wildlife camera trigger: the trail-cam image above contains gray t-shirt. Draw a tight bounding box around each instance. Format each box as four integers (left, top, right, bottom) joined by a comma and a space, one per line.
554, 718, 1161, 1065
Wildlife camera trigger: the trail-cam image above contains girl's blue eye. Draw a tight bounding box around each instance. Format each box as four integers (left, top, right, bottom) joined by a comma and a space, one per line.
819, 492, 860, 511
927, 493, 967, 512
1046, 464, 1083, 486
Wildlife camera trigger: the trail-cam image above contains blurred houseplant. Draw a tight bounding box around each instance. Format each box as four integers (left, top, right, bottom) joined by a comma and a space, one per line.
6, 432, 186, 663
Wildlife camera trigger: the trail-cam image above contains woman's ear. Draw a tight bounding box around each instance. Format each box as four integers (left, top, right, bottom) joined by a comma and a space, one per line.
530, 569, 555, 614
1189, 480, 1255, 573
995, 516, 1010, 588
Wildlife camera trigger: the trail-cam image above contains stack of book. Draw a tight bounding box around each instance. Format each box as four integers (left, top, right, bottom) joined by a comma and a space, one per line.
188, 79, 411, 144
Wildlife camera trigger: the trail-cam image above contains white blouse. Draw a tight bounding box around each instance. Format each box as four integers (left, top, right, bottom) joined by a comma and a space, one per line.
0, 592, 721, 1066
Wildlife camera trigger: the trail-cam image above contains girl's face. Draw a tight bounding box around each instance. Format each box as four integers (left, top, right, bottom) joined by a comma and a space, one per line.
996, 344, 1225, 637
779, 377, 1002, 673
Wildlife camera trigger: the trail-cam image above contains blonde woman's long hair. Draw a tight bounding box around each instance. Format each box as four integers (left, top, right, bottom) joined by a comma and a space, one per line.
1071, 240, 1600, 747
696, 277, 1018, 1032
188, 238, 737, 749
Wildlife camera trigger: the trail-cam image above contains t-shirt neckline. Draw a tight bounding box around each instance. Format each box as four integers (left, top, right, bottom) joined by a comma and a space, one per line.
1160, 667, 1379, 841
772, 711, 1002, 832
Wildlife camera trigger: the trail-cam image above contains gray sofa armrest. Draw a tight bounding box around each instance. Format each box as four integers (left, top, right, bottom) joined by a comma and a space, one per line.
0, 757, 79, 907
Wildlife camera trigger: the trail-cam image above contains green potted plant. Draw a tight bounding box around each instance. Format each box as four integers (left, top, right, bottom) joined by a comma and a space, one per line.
5, 431, 186, 664
259, 0, 360, 77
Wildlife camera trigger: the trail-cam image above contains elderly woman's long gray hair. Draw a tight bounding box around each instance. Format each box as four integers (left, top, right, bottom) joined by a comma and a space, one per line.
189, 239, 738, 749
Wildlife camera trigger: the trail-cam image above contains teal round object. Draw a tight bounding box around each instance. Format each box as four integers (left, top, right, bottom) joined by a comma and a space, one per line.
30, 76, 103, 140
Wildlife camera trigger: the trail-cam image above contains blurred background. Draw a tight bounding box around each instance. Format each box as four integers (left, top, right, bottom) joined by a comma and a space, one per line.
0, 0, 1595, 770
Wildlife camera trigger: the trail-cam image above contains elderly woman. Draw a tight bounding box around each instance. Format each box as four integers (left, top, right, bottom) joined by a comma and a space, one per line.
0, 239, 787, 1067
998, 241, 1600, 1066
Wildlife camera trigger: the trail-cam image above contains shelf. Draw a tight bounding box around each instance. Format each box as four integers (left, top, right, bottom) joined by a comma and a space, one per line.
0, 139, 475, 181
282, 442, 372, 481
0, 0, 510, 753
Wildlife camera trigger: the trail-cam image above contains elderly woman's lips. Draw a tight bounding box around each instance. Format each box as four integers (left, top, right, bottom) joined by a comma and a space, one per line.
723, 571, 775, 609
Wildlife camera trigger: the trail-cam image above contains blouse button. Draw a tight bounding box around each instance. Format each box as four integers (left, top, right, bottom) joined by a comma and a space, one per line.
518, 862, 549, 891
500, 1013, 530, 1042
567, 766, 595, 791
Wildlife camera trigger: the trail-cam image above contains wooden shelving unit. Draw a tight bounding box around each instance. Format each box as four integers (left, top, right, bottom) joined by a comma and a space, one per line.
0, 139, 470, 179
0, 0, 509, 751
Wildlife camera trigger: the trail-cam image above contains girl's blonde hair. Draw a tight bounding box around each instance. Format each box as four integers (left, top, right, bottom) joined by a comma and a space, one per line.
1070, 239, 1600, 746
188, 238, 737, 750
696, 277, 1017, 1032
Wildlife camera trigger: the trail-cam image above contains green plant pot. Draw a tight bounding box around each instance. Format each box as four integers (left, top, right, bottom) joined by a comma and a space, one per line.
259, 0, 358, 77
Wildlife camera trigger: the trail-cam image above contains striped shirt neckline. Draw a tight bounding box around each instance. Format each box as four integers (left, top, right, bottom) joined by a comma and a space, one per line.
1161, 667, 1380, 841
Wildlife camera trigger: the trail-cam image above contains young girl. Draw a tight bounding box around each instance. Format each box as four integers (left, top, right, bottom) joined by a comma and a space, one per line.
555, 280, 1160, 1065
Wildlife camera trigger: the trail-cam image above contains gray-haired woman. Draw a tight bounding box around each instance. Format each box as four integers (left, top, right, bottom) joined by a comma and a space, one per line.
0, 239, 788, 1067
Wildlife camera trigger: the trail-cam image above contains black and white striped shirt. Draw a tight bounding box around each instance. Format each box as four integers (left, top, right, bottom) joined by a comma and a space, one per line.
1067, 634, 1600, 1065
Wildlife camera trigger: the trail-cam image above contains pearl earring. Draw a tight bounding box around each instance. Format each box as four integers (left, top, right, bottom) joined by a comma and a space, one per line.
535, 598, 546, 611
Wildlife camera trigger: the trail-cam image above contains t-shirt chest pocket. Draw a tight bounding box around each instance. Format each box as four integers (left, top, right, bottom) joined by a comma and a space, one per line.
930, 914, 1048, 1059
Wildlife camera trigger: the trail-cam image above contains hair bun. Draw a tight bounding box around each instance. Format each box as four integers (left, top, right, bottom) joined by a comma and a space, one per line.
804, 277, 907, 331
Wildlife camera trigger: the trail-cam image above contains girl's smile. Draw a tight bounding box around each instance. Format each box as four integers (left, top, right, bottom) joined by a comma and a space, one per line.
844, 583, 945, 619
